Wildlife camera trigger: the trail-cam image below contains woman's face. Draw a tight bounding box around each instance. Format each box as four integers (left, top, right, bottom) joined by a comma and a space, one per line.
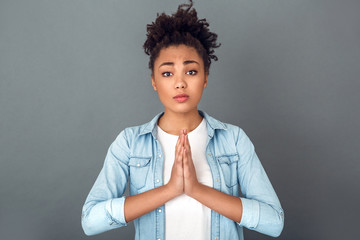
151, 44, 208, 115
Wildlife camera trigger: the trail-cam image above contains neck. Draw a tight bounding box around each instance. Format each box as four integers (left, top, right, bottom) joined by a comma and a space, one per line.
157, 109, 203, 136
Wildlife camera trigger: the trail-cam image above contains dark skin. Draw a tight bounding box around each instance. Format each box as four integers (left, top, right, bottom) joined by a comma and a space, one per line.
124, 129, 243, 223
124, 45, 243, 223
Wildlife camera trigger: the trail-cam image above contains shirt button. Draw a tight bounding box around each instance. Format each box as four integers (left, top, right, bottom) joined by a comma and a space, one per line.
158, 209, 162, 213
136, 163, 140, 167
157, 238, 161, 240
158, 154, 162, 158
156, 179, 160, 183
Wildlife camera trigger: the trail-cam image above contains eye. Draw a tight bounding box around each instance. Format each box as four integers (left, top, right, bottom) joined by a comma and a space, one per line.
187, 70, 197, 75
162, 72, 173, 77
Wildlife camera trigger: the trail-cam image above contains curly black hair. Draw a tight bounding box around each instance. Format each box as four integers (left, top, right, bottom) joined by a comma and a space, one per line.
143, 0, 220, 73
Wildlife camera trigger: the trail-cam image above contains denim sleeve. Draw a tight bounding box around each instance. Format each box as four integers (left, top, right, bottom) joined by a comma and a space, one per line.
81, 130, 130, 236
236, 128, 284, 237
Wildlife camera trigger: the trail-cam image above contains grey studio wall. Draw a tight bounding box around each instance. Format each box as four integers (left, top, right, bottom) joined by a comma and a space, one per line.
0, 0, 359, 239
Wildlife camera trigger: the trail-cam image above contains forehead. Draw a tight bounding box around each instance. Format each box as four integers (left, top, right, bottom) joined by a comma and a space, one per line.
155, 44, 202, 65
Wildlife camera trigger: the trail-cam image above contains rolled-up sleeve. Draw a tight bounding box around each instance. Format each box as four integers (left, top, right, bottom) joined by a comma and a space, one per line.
236, 128, 284, 237
81, 130, 130, 236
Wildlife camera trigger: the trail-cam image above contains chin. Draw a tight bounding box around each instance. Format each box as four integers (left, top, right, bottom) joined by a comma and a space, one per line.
168, 105, 198, 114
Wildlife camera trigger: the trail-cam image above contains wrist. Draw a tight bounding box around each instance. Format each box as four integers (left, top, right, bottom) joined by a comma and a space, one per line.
185, 181, 202, 198
164, 182, 182, 199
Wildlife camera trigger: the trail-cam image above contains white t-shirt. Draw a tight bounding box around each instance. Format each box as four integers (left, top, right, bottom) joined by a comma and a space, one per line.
156, 118, 213, 240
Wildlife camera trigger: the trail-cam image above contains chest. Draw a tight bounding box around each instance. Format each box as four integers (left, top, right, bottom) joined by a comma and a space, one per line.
127, 132, 240, 196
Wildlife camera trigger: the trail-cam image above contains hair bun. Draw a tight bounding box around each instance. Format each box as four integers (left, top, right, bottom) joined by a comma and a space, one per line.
143, 0, 220, 73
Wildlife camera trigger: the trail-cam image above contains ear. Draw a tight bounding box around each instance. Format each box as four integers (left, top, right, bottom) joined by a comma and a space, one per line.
151, 74, 157, 91
203, 73, 209, 89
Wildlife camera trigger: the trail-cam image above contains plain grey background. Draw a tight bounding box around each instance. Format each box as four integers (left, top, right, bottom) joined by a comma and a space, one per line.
1, 0, 359, 239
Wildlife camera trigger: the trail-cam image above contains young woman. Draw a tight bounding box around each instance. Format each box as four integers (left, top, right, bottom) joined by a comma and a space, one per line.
81, 1, 284, 239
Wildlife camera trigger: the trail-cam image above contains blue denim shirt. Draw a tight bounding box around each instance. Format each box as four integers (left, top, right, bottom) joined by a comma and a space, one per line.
81, 111, 284, 239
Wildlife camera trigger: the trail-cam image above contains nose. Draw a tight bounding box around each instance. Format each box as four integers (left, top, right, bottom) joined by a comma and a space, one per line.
175, 75, 187, 89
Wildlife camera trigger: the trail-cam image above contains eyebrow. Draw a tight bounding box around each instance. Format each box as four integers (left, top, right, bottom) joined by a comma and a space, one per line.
158, 60, 199, 68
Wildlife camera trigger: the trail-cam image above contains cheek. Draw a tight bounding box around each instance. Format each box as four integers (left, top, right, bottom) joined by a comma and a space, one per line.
156, 83, 171, 94
189, 84, 205, 100
194, 80, 206, 91
155, 86, 172, 101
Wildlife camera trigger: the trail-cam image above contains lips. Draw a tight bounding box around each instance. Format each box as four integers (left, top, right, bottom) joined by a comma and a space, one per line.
173, 93, 189, 103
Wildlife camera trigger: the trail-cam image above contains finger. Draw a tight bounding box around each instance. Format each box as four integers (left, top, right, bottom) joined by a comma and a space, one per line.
184, 130, 188, 147
185, 134, 192, 156
177, 147, 184, 174
184, 132, 188, 148
176, 130, 185, 152
178, 147, 184, 173
174, 140, 181, 161
176, 144, 183, 164
185, 136, 196, 173
183, 148, 193, 179
180, 130, 185, 147
183, 147, 188, 168
175, 138, 180, 154
176, 130, 182, 146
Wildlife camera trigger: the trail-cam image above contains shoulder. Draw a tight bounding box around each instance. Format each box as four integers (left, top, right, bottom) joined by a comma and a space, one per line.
224, 123, 250, 143
113, 112, 162, 148
207, 114, 254, 149
223, 122, 254, 148
204, 112, 245, 140
209, 117, 256, 167
114, 122, 151, 146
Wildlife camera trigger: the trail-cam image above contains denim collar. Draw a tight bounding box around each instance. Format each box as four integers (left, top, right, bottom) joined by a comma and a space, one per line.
139, 110, 227, 139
